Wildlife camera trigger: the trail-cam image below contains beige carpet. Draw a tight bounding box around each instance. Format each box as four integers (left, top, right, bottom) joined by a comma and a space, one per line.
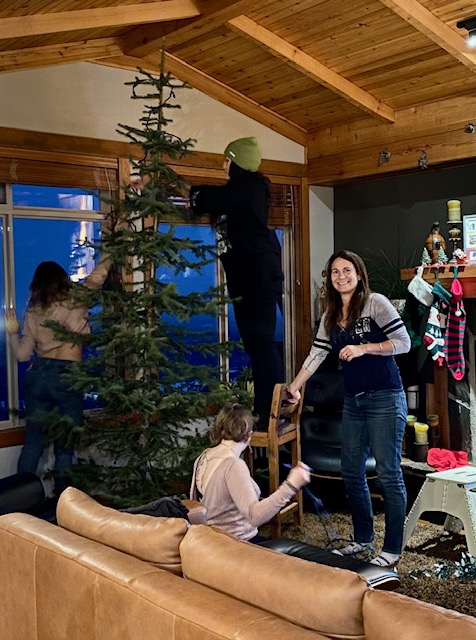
263, 512, 476, 617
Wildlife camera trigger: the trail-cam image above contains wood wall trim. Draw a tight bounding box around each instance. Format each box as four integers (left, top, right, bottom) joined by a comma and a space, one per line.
0, 126, 306, 178
308, 95, 476, 185
0, 126, 133, 162
0, 427, 25, 449
293, 176, 311, 372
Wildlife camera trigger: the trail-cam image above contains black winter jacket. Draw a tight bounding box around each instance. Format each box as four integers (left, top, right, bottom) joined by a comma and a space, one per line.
189, 172, 283, 301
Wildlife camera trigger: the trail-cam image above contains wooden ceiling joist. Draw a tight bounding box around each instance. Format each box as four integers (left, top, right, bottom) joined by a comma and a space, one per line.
227, 15, 395, 123
0, 38, 123, 73
379, 0, 476, 72
95, 51, 306, 144
161, 52, 307, 144
0, 1, 201, 40
123, 0, 276, 57
0, 0, 474, 181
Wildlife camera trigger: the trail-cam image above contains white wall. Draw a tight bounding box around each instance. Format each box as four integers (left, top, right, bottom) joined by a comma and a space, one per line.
0, 62, 304, 163
0, 446, 21, 479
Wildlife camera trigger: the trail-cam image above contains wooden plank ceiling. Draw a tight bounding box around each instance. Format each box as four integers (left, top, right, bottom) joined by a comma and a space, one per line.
0, 0, 476, 183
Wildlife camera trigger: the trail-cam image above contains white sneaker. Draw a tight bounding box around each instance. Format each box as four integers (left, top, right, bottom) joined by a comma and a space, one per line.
331, 541, 373, 557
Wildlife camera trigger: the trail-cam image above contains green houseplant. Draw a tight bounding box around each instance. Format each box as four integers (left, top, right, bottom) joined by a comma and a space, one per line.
362, 248, 408, 302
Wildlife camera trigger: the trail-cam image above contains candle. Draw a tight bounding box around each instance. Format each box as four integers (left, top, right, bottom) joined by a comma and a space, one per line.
414, 422, 429, 444
447, 199, 461, 222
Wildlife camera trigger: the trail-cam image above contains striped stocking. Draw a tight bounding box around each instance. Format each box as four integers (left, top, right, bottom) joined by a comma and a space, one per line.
423, 303, 444, 366
444, 277, 466, 380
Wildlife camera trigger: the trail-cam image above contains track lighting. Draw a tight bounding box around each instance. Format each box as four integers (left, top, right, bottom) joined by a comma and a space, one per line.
457, 17, 476, 49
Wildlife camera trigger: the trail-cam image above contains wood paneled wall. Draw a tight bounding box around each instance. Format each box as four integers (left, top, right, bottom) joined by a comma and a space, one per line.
308, 95, 476, 185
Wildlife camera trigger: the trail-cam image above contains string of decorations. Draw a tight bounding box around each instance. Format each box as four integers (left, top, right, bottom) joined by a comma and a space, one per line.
409, 551, 476, 582
377, 123, 475, 171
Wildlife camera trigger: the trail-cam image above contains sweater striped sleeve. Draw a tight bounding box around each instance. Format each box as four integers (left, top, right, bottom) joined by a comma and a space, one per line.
302, 311, 332, 375
371, 293, 411, 355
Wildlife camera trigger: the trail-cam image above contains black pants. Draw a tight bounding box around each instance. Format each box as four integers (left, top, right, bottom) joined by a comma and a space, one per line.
233, 293, 284, 427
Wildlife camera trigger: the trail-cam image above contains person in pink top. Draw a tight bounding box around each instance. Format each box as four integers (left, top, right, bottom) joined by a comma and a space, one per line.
5, 255, 110, 496
190, 402, 310, 542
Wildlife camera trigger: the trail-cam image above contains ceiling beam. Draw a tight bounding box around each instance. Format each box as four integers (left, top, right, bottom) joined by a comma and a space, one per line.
94, 53, 307, 145
0, 39, 123, 73
0, 1, 201, 40
161, 51, 308, 145
379, 0, 476, 72
123, 0, 275, 57
228, 16, 395, 123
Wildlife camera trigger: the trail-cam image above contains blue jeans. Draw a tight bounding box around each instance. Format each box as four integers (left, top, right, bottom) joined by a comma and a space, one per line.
18, 358, 83, 495
341, 389, 407, 555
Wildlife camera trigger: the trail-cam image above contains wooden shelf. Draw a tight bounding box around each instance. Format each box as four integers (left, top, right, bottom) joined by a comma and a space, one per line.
401, 265, 476, 298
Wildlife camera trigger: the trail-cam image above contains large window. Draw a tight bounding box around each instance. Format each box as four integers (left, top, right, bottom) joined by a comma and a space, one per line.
1, 184, 103, 425
13, 218, 102, 411
0, 174, 298, 429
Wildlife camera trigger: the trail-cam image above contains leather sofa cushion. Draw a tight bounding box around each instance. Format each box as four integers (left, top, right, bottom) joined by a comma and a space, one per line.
363, 590, 476, 640
57, 487, 189, 575
0, 513, 324, 640
180, 525, 368, 640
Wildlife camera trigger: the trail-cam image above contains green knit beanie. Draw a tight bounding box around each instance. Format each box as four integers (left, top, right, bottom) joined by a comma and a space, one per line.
224, 137, 261, 172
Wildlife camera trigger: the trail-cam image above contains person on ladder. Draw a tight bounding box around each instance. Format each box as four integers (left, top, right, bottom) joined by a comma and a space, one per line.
189, 137, 284, 430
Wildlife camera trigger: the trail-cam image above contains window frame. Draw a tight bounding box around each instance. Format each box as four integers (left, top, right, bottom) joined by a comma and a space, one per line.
1, 184, 106, 428
0, 140, 309, 441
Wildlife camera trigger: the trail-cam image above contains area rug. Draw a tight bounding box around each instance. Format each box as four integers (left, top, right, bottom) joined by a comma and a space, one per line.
264, 511, 476, 617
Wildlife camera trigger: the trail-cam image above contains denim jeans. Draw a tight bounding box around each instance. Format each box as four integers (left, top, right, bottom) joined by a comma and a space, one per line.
18, 358, 83, 495
341, 389, 407, 554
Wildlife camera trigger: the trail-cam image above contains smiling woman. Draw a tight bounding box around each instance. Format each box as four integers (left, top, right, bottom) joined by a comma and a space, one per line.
288, 249, 411, 569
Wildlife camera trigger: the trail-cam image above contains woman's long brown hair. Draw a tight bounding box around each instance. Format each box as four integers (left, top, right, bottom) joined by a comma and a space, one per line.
324, 250, 370, 333
28, 261, 72, 310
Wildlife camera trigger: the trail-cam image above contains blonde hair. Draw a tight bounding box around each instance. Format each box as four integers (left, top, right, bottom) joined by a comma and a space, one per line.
208, 403, 256, 446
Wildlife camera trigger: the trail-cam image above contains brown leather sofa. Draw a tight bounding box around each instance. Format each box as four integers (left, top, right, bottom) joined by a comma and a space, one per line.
0, 487, 475, 640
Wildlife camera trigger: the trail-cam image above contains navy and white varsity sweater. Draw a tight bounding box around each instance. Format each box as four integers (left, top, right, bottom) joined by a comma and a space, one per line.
303, 293, 411, 396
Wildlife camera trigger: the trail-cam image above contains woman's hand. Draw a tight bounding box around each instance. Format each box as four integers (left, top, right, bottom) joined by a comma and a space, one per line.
5, 310, 20, 335
286, 462, 311, 490
339, 344, 365, 362
286, 386, 301, 404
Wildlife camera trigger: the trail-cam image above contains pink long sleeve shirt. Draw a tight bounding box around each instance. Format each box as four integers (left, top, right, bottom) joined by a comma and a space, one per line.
190, 441, 295, 541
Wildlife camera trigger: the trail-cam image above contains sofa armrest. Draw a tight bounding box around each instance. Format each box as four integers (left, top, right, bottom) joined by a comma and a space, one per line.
182, 499, 207, 525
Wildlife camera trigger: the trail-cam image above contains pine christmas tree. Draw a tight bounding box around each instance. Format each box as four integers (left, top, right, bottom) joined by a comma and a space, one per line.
51, 67, 230, 505
437, 246, 448, 264
421, 247, 431, 265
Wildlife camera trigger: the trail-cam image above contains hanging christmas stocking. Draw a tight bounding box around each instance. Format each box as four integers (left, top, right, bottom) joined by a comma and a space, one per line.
423, 303, 444, 365
444, 275, 466, 380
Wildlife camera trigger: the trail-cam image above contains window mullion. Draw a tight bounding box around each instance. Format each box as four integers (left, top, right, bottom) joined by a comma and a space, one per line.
3, 200, 19, 423
217, 261, 229, 383
282, 226, 295, 380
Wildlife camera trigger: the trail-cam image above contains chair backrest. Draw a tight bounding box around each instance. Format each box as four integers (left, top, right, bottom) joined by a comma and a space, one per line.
268, 383, 305, 437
